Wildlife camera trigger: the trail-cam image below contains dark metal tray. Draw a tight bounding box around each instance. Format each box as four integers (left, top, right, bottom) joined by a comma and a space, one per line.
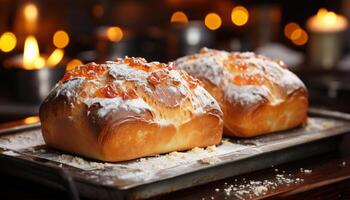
0, 108, 350, 200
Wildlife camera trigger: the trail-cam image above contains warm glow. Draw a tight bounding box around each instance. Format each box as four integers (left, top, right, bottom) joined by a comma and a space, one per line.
317, 8, 337, 25
106, 26, 123, 42
34, 56, 45, 69
291, 29, 308, 46
205, 13, 222, 30
307, 8, 348, 32
231, 6, 249, 26
92, 4, 104, 18
23, 36, 42, 70
0, 32, 17, 52
23, 3, 38, 22
284, 22, 300, 39
66, 59, 83, 71
23, 116, 40, 124
47, 49, 64, 67
170, 11, 188, 24
53, 30, 69, 49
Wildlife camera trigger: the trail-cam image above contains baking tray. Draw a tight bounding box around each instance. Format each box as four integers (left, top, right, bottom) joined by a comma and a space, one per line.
0, 108, 350, 200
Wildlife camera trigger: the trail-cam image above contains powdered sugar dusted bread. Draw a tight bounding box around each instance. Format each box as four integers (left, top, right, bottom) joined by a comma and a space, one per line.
39, 57, 223, 161
175, 48, 308, 137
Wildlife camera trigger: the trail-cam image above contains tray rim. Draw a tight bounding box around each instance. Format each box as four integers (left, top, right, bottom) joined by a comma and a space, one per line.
0, 108, 350, 199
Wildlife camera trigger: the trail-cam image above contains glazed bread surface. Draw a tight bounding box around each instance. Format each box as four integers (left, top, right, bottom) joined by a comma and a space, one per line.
39, 57, 223, 161
175, 48, 308, 137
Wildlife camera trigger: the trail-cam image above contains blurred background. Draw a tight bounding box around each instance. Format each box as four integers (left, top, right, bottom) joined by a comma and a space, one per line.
0, 0, 350, 123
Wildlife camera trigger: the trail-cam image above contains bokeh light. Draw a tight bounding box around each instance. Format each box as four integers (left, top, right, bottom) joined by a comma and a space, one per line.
231, 6, 249, 26
170, 11, 188, 24
205, 13, 222, 30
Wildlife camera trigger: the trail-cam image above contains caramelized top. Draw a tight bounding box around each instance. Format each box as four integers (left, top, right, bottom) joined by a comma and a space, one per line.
175, 48, 307, 106
48, 57, 222, 127
62, 63, 108, 81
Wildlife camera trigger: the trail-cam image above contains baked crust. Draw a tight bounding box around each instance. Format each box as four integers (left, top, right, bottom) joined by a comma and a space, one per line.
39, 58, 223, 161
175, 48, 308, 137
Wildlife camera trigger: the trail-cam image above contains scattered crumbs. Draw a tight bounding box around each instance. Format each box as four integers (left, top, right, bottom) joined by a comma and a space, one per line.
221, 139, 231, 145
26, 147, 35, 152
274, 168, 279, 172
300, 168, 313, 173
191, 147, 205, 153
222, 172, 303, 199
139, 158, 147, 162
210, 196, 214, 200
167, 151, 186, 159
341, 161, 346, 167
321, 121, 335, 129
0, 130, 45, 150
200, 156, 221, 165
38, 149, 46, 153
56, 154, 105, 170
215, 188, 220, 192
253, 185, 268, 196
104, 180, 114, 185
206, 145, 217, 152
303, 169, 312, 174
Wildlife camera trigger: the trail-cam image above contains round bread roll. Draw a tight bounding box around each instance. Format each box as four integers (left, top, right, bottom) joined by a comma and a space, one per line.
175, 48, 308, 137
39, 57, 223, 162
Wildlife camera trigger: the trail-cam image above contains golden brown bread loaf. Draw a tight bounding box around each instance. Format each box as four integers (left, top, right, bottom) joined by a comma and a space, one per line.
39, 57, 223, 162
175, 48, 308, 137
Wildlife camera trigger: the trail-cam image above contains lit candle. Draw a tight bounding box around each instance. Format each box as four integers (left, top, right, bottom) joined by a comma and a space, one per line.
21, 35, 64, 70
306, 8, 349, 69
4, 35, 66, 103
307, 8, 348, 33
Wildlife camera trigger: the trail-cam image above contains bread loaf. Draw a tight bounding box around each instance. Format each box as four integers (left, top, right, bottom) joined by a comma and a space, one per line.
175, 48, 308, 137
39, 57, 223, 161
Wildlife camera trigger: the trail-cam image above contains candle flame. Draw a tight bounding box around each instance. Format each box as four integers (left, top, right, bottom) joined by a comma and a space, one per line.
23, 3, 38, 23
23, 35, 44, 70
307, 8, 348, 32
47, 49, 64, 67
317, 9, 337, 26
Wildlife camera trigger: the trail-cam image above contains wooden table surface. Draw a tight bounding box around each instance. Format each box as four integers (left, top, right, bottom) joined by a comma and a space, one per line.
0, 126, 350, 200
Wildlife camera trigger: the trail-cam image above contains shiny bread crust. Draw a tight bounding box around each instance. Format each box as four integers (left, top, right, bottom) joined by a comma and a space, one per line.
40, 58, 223, 162
175, 48, 308, 137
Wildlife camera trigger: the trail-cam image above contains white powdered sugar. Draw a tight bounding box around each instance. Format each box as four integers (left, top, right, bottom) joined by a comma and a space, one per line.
175, 48, 306, 107
108, 63, 148, 83
224, 84, 269, 106
278, 69, 306, 95
0, 130, 45, 150
46, 58, 222, 131
51, 78, 85, 100
175, 51, 229, 86
84, 97, 153, 119
192, 86, 221, 114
